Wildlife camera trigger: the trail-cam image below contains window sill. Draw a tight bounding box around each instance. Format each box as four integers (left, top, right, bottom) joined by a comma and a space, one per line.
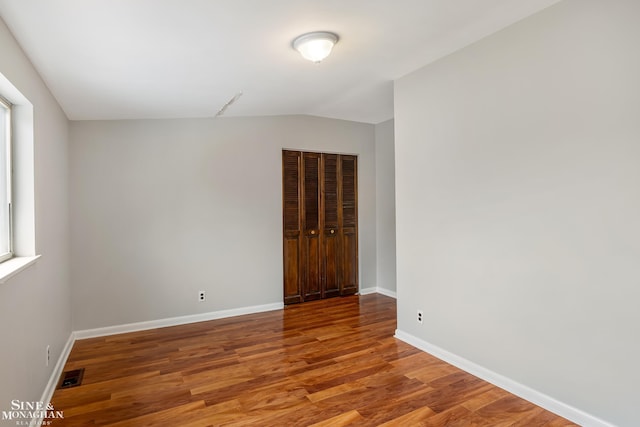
0, 255, 41, 284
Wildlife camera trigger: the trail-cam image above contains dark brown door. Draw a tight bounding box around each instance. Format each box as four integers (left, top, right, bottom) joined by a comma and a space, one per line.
322, 154, 341, 299
282, 151, 302, 304
283, 150, 358, 304
339, 155, 358, 296
302, 152, 322, 301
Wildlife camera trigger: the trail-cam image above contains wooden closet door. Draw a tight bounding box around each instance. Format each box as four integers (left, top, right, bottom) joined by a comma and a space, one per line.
302, 152, 322, 301
322, 154, 340, 299
282, 151, 302, 304
283, 150, 358, 304
340, 155, 358, 296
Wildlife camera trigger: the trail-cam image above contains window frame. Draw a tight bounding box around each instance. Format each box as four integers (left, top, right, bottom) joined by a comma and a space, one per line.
0, 94, 13, 263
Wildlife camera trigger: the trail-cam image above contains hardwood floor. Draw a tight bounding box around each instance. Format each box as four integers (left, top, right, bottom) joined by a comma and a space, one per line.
50, 295, 577, 426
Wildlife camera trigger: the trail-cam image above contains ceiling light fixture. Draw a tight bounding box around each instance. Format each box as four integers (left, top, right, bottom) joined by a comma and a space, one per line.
292, 31, 339, 63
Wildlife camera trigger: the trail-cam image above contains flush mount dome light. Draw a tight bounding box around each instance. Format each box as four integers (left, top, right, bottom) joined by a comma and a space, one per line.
292, 31, 339, 63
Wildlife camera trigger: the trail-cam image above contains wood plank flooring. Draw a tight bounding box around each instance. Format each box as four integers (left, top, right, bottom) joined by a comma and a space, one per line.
50, 295, 577, 426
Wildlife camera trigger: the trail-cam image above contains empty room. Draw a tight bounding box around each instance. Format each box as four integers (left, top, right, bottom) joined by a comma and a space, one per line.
0, 0, 637, 426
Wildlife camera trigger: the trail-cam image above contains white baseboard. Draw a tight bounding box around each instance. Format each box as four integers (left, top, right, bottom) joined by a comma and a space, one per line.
375, 287, 397, 299
359, 286, 397, 299
34, 332, 75, 425
74, 302, 284, 339
394, 329, 615, 427
358, 286, 377, 295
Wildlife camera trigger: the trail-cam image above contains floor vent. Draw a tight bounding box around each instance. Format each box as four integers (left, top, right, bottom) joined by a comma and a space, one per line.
58, 368, 84, 389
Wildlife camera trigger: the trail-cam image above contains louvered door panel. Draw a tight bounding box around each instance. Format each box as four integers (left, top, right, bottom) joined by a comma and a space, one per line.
282, 151, 302, 304
302, 152, 322, 301
323, 154, 339, 230
340, 155, 358, 296
322, 154, 340, 298
283, 152, 300, 232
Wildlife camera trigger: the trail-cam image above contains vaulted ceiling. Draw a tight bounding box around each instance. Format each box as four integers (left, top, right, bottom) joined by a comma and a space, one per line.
0, 0, 561, 123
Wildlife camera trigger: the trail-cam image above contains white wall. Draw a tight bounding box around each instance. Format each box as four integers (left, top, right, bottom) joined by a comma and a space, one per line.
394, 0, 639, 425
375, 119, 396, 294
0, 17, 70, 416
70, 115, 376, 330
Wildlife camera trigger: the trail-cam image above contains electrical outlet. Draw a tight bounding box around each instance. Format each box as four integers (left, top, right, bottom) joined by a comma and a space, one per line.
46, 345, 50, 367
417, 310, 423, 324
198, 291, 206, 302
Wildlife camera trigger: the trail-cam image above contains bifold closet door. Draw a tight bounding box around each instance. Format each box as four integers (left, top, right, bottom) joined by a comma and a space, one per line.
339, 155, 358, 296
322, 154, 341, 299
283, 150, 358, 304
302, 152, 322, 301
282, 150, 302, 304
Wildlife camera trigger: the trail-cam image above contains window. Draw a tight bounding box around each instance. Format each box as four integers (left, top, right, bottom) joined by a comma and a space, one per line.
0, 96, 12, 262
0, 73, 37, 282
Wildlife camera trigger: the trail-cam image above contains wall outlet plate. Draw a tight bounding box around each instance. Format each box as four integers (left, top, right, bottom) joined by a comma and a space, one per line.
198, 291, 205, 302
